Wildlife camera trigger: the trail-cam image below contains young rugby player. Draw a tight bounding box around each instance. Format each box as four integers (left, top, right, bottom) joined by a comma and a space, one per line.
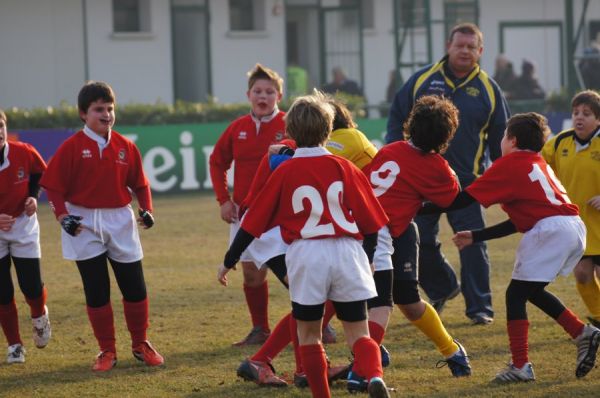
426, 112, 600, 382
40, 81, 163, 372
0, 109, 51, 363
218, 93, 391, 398
542, 90, 600, 328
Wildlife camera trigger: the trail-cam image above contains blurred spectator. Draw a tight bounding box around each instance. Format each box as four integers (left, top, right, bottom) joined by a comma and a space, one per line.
579, 33, 600, 90
512, 59, 545, 100
386, 70, 398, 104
493, 54, 517, 98
322, 66, 363, 96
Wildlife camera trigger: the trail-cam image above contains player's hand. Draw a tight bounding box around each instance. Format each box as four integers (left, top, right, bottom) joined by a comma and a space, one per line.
217, 264, 236, 286
268, 144, 285, 155
452, 231, 473, 250
59, 214, 83, 236
24, 197, 38, 216
0, 214, 15, 232
137, 209, 155, 229
220, 200, 237, 224
588, 195, 600, 211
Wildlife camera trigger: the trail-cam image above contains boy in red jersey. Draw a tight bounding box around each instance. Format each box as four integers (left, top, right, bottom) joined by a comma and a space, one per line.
218, 93, 391, 398
365, 96, 471, 377
425, 112, 600, 382
40, 81, 163, 372
0, 110, 51, 364
209, 64, 287, 346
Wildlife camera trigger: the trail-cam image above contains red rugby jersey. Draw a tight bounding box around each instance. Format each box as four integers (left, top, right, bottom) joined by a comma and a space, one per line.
365, 141, 459, 237
241, 148, 388, 243
40, 130, 149, 210
0, 141, 47, 217
209, 112, 286, 205
466, 151, 579, 232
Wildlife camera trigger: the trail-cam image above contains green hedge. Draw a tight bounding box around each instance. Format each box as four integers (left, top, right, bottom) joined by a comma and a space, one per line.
4, 93, 367, 130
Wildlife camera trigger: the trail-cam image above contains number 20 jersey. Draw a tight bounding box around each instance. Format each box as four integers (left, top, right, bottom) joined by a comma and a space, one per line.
466, 150, 579, 232
241, 148, 388, 243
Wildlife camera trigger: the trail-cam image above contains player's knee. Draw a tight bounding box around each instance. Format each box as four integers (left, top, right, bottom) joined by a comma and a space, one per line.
241, 262, 266, 286
392, 279, 420, 305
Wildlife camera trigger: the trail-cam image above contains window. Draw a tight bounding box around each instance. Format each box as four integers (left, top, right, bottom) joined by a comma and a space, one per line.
229, 0, 265, 31
113, 0, 151, 33
340, 0, 374, 30
444, 0, 478, 36
396, 0, 428, 28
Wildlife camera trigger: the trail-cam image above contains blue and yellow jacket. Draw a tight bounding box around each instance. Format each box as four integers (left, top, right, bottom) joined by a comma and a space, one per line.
386, 56, 510, 185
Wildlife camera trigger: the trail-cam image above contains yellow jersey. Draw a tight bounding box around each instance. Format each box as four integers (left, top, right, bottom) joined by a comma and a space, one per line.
542, 129, 600, 254
326, 127, 377, 170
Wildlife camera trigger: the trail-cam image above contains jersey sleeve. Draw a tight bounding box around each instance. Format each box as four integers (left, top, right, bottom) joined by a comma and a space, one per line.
209, 124, 235, 204
25, 143, 47, 174
240, 170, 283, 238
541, 136, 558, 170
127, 142, 150, 190
239, 153, 272, 217
418, 162, 460, 207
486, 83, 510, 162
465, 158, 513, 207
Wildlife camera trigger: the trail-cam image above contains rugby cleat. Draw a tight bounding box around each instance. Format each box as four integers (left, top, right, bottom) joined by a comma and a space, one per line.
92, 351, 117, 372
237, 358, 287, 387
367, 377, 391, 398
132, 340, 164, 366
347, 370, 369, 393
575, 324, 600, 378
7, 344, 25, 364
322, 323, 337, 344
380, 344, 391, 367
32, 305, 51, 348
232, 326, 270, 346
493, 362, 535, 383
436, 340, 471, 377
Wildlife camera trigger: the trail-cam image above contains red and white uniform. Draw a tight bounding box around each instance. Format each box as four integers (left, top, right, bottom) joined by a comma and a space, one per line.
0, 141, 46, 258
241, 147, 388, 304
366, 141, 459, 237
467, 151, 585, 282
40, 127, 151, 262
209, 111, 286, 206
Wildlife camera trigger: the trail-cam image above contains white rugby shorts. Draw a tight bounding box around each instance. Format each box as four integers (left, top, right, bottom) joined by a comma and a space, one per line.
373, 226, 393, 271
513, 215, 586, 282
229, 212, 288, 268
0, 212, 40, 258
61, 203, 143, 262
285, 237, 377, 305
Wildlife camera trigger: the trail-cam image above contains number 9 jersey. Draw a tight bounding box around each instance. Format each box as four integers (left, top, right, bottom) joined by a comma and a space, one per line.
466, 151, 579, 232
240, 147, 388, 243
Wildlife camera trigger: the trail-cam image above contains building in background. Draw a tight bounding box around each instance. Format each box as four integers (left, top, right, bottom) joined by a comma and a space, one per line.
1, 0, 599, 110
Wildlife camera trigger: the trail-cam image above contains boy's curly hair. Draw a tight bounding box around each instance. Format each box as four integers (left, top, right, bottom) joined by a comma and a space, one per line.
247, 64, 284, 94
403, 95, 459, 153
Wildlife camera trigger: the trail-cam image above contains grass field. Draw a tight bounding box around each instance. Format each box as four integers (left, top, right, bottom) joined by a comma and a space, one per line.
0, 193, 598, 397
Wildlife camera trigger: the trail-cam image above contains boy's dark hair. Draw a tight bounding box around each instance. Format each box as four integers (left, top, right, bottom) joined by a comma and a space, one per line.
506, 112, 550, 152
0, 109, 6, 123
78, 81, 116, 113
326, 96, 357, 130
285, 91, 334, 147
403, 95, 459, 154
448, 23, 483, 47
572, 90, 600, 119
247, 64, 284, 94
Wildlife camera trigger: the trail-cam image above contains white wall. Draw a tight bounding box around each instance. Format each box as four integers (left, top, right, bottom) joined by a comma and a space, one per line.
84, 0, 173, 105
209, 0, 287, 103
0, 0, 85, 109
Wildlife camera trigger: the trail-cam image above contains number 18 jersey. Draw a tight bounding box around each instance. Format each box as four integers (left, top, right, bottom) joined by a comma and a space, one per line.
241, 147, 388, 243
466, 151, 579, 232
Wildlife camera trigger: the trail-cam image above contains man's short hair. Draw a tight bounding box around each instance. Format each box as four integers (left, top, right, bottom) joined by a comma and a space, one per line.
247, 63, 284, 94
403, 95, 459, 154
78, 81, 116, 113
572, 90, 600, 119
506, 112, 550, 152
285, 91, 334, 147
448, 22, 483, 47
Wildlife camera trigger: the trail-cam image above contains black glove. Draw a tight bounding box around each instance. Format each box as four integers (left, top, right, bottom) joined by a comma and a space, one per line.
60, 215, 82, 236
138, 209, 154, 228
278, 146, 295, 156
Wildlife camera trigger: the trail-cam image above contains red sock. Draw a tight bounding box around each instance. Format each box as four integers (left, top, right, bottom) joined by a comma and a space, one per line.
352, 336, 382, 379
251, 312, 292, 363
290, 315, 303, 374
507, 319, 529, 368
25, 286, 47, 318
368, 321, 386, 345
86, 303, 116, 353
123, 298, 149, 347
557, 308, 585, 339
0, 300, 22, 346
243, 282, 269, 331
299, 344, 330, 398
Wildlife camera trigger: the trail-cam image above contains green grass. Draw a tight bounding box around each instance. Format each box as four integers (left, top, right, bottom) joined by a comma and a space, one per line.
0, 194, 598, 397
